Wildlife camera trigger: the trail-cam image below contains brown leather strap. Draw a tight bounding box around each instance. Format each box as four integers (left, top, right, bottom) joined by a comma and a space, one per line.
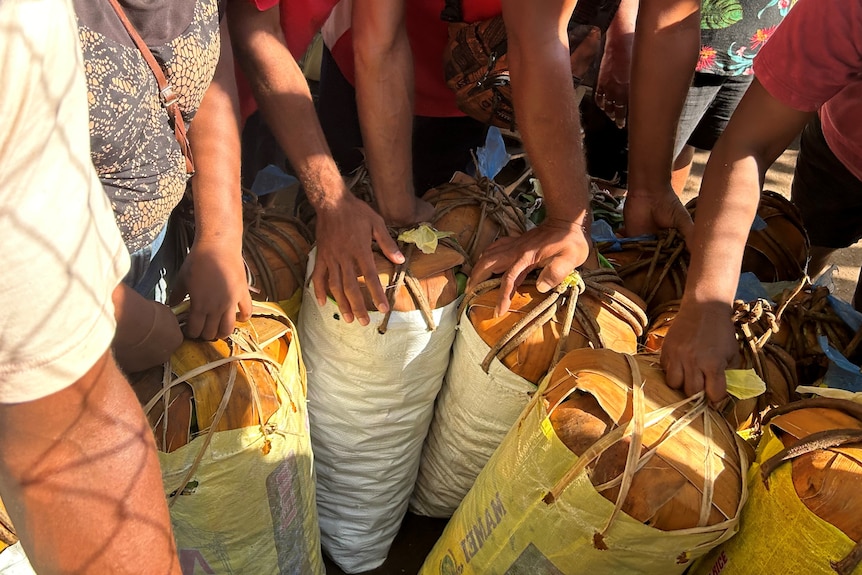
106, 0, 195, 174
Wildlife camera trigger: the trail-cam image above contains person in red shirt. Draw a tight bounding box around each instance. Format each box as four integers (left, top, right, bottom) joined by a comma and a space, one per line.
659, 0, 862, 402
230, 0, 701, 319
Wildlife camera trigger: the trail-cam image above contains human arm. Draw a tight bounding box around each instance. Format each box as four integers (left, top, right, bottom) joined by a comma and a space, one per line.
660, 79, 812, 402
352, 0, 434, 225
623, 0, 700, 236
172, 21, 253, 340
595, 0, 638, 127
0, 351, 181, 575
112, 283, 183, 373
226, 1, 403, 325
468, 0, 592, 316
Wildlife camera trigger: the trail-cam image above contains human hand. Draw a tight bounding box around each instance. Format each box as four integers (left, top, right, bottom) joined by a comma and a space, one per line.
114, 300, 184, 373
311, 194, 404, 325
622, 184, 694, 237
467, 218, 592, 316
169, 238, 252, 340
660, 300, 739, 404
377, 192, 435, 228
594, 50, 630, 129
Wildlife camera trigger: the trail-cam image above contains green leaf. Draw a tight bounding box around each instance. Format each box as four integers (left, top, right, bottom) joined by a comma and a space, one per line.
701, 0, 743, 29
398, 224, 454, 254
725, 369, 766, 400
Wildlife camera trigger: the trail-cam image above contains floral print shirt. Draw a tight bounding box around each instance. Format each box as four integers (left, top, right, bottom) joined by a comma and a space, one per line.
698, 0, 794, 76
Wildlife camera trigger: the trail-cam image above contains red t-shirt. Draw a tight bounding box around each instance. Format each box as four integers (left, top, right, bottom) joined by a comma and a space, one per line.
322, 0, 501, 117
753, 0, 862, 181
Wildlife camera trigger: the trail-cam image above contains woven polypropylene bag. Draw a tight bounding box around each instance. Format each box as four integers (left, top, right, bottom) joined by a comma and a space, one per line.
298, 255, 460, 573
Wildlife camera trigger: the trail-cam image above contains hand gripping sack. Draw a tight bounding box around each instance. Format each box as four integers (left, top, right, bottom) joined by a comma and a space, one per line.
298, 233, 463, 573
690, 397, 862, 575
420, 349, 748, 575
132, 301, 323, 575
441, 0, 620, 129
410, 269, 647, 517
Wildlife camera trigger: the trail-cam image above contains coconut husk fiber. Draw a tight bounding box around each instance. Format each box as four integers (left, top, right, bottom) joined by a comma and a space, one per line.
422, 172, 526, 271
544, 349, 746, 534
686, 190, 810, 283
465, 268, 648, 384
130, 301, 295, 454
596, 229, 689, 315
242, 203, 313, 308
768, 279, 862, 386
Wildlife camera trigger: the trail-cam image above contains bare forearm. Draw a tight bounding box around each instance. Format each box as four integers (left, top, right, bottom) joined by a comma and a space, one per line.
353, 0, 415, 217
504, 0, 589, 225
628, 0, 700, 190
227, 3, 349, 211
0, 352, 180, 574
188, 21, 243, 246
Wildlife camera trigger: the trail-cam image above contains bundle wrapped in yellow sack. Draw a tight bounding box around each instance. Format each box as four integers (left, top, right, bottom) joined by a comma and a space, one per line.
131, 301, 323, 575
691, 397, 862, 575
420, 349, 748, 574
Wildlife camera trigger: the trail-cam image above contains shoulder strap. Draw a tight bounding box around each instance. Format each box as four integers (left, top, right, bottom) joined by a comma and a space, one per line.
105, 0, 195, 175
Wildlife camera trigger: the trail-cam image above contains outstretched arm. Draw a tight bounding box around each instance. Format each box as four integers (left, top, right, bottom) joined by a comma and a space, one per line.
469, 0, 592, 315
352, 0, 435, 225
623, 0, 700, 237
227, 1, 403, 325
660, 79, 811, 402
0, 351, 181, 575
175, 20, 253, 339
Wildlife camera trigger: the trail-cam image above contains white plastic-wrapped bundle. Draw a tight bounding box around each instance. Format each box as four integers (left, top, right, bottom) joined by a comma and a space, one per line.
410, 314, 534, 517
298, 256, 460, 573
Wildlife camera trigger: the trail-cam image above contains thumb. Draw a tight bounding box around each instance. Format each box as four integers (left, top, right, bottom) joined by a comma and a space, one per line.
535, 261, 571, 293
373, 223, 404, 265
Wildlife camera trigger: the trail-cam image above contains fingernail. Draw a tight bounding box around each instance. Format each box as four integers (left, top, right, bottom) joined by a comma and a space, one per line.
394, 251, 405, 263
358, 316, 370, 326
377, 303, 389, 314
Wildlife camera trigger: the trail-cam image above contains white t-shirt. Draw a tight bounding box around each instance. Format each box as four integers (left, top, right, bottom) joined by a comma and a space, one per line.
0, 0, 130, 403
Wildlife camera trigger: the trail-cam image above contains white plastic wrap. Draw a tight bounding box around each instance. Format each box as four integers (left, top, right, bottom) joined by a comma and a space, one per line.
410, 310, 536, 518
298, 259, 459, 573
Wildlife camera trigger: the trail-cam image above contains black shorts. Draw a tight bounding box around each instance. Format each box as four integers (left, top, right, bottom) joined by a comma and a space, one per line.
791, 114, 862, 249
673, 73, 753, 159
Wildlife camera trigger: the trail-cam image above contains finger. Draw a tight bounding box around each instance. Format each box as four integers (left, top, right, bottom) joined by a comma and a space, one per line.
198, 309, 223, 342
661, 352, 685, 391
341, 265, 371, 326
311, 261, 330, 307
495, 265, 530, 316
326, 264, 354, 324
183, 307, 205, 340
216, 308, 236, 340
595, 90, 606, 108
683, 366, 706, 400
704, 367, 730, 405
236, 293, 253, 323
613, 103, 627, 129
373, 225, 404, 266
535, 258, 575, 293
358, 253, 389, 314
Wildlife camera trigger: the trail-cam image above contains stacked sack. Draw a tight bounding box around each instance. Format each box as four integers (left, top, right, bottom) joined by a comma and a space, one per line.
420, 349, 748, 574
133, 301, 323, 575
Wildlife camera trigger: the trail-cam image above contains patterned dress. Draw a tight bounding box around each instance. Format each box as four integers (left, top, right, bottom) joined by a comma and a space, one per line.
74, 0, 222, 253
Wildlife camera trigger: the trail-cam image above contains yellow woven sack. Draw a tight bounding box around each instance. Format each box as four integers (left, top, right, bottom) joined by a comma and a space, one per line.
690, 400, 862, 575
420, 350, 747, 575
141, 302, 323, 575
